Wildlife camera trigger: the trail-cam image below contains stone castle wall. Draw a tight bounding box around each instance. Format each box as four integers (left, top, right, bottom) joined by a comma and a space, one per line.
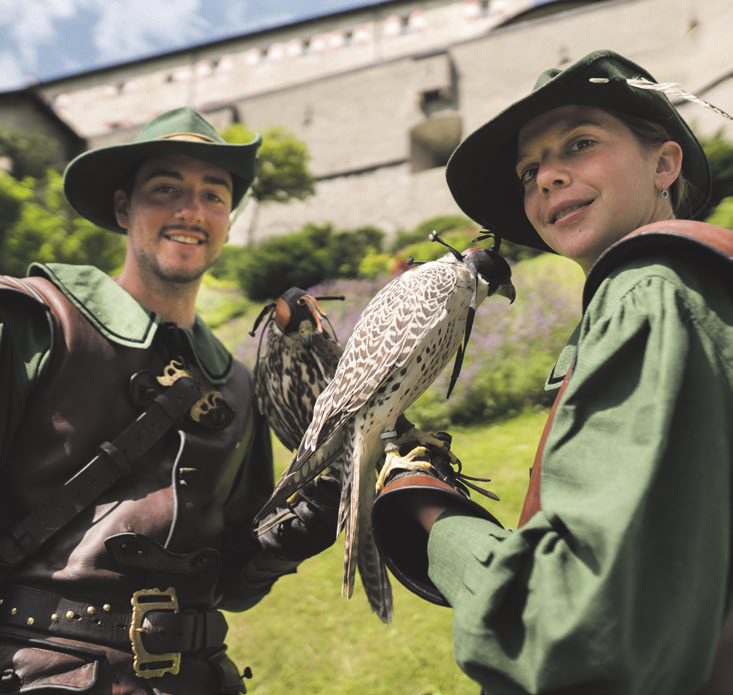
38, 0, 733, 244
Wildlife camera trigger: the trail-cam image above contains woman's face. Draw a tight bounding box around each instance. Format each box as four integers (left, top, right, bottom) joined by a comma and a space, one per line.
516, 105, 676, 274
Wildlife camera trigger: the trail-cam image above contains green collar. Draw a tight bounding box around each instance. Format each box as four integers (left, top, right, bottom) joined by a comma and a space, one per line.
29, 263, 234, 384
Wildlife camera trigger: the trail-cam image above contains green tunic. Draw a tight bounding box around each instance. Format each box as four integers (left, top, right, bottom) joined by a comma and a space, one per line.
427, 240, 733, 693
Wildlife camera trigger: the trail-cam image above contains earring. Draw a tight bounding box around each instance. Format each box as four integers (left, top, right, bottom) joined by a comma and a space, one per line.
661, 187, 669, 199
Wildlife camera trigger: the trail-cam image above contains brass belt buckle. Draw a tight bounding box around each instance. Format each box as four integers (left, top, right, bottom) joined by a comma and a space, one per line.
130, 587, 181, 678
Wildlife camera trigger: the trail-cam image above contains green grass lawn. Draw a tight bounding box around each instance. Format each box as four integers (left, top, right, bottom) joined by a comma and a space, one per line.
224, 408, 548, 694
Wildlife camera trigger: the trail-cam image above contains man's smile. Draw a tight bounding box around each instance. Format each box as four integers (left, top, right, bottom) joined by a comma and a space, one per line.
162, 226, 208, 245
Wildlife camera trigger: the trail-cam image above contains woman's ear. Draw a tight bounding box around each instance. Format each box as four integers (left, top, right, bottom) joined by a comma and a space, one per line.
113, 190, 130, 230
656, 140, 683, 191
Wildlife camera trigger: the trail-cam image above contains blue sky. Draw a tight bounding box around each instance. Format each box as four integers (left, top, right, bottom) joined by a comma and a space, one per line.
0, 0, 374, 91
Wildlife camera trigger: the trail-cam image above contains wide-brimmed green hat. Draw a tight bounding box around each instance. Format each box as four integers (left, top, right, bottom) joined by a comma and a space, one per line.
445, 49, 712, 252
63, 106, 261, 233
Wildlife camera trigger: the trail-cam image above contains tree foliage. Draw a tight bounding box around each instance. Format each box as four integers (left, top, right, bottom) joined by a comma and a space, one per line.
220, 123, 315, 204
0, 169, 125, 277
699, 131, 733, 220
0, 127, 60, 180
706, 196, 733, 230
220, 222, 384, 300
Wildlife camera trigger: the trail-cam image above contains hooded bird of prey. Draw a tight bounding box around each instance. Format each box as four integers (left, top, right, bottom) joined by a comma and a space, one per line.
250, 287, 344, 452
254, 233, 515, 609
251, 287, 396, 622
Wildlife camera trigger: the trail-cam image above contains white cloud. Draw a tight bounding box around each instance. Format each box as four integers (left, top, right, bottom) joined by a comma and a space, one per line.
91, 0, 208, 63
0, 51, 28, 91
0, 0, 76, 79
0, 0, 361, 89
0, 0, 210, 88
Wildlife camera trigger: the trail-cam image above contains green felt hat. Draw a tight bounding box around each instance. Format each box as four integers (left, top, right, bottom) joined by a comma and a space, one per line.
445, 49, 712, 252
63, 107, 261, 233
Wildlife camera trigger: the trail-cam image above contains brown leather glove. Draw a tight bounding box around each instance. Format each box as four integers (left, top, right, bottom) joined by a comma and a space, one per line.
371, 432, 502, 606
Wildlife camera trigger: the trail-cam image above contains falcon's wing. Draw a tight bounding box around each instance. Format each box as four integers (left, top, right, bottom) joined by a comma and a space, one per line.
310, 332, 344, 382
301, 259, 461, 454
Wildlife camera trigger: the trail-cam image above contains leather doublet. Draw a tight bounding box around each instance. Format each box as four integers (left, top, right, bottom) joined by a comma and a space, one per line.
0, 275, 255, 609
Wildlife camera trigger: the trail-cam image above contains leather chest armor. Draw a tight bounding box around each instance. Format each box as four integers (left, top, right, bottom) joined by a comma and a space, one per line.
0, 274, 255, 608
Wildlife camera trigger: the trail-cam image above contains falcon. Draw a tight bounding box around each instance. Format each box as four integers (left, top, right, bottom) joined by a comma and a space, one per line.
254, 233, 515, 608
250, 287, 343, 452
251, 286, 396, 622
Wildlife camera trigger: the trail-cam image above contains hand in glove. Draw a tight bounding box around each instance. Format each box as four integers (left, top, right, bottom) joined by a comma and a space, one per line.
256, 471, 341, 563
371, 432, 502, 605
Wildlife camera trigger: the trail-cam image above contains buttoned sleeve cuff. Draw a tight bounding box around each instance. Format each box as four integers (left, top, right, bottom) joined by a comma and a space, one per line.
427, 510, 511, 606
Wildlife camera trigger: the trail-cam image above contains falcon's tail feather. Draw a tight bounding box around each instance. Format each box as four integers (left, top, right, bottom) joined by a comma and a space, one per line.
356, 505, 393, 623
341, 460, 361, 600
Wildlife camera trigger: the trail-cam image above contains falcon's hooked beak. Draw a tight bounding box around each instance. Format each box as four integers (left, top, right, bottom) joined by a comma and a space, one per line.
299, 322, 316, 348
493, 280, 516, 304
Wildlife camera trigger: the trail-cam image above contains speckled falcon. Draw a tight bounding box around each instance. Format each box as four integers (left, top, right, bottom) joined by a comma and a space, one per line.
251, 287, 343, 452
254, 234, 515, 609
251, 286, 396, 622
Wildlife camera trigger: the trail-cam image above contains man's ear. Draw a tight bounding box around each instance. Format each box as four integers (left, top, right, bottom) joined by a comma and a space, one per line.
656, 141, 683, 191
113, 190, 130, 230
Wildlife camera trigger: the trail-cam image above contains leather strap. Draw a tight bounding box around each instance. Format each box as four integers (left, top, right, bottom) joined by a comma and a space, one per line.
517, 361, 573, 528
0, 374, 202, 573
0, 584, 227, 653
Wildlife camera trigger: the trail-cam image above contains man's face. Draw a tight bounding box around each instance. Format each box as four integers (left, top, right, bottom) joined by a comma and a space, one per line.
114, 153, 233, 285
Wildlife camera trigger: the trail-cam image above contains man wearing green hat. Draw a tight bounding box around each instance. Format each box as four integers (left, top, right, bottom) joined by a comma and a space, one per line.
0, 107, 339, 693
373, 50, 733, 693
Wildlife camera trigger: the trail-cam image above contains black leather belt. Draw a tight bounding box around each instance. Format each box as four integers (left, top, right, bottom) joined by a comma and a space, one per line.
0, 585, 228, 678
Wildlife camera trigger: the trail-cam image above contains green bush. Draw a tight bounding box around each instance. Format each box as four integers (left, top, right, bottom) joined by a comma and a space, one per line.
358, 248, 394, 279
389, 214, 473, 251
389, 214, 544, 264
705, 195, 733, 230
231, 223, 385, 300
699, 132, 733, 220
208, 244, 249, 283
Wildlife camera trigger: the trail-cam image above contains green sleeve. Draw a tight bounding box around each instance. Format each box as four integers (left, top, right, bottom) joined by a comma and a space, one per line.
427, 266, 733, 694
0, 292, 53, 464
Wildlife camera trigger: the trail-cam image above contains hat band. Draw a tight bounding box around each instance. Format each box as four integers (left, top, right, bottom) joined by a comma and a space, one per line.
155, 132, 218, 143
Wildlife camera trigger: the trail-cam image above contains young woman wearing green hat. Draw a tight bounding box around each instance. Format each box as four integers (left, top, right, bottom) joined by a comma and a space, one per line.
375, 49, 733, 694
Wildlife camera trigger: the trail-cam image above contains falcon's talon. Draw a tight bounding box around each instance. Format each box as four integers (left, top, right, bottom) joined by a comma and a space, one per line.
375, 444, 433, 492
285, 466, 335, 505
393, 427, 462, 468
